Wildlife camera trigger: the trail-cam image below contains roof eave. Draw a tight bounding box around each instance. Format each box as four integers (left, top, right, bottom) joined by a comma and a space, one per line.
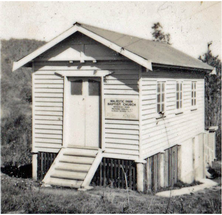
12, 22, 214, 74
152, 62, 213, 73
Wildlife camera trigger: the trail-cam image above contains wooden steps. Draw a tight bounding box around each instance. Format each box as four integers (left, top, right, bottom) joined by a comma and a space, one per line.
55, 163, 90, 172
42, 146, 103, 189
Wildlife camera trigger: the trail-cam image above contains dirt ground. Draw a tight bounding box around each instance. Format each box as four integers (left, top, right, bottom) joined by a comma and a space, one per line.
1, 172, 221, 214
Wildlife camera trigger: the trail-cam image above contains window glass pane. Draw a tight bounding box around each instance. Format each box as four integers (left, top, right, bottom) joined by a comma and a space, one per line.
180, 83, 182, 91
180, 92, 182, 99
194, 100, 196, 105
192, 92, 194, 98
180, 101, 182, 108
194, 92, 196, 98
162, 104, 164, 112
157, 94, 160, 103
71, 80, 82, 95
192, 99, 193, 106
192, 83, 193, 90
162, 93, 164, 102
176, 92, 179, 100
176, 83, 179, 91
88, 80, 100, 96
157, 104, 160, 113
194, 83, 196, 89
157, 83, 160, 92
162, 83, 165, 92
176, 101, 179, 109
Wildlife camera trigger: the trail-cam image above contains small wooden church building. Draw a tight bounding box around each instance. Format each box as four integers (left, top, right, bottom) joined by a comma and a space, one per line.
13, 22, 218, 192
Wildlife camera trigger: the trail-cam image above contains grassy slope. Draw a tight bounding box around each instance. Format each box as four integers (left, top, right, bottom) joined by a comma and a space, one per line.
1, 173, 221, 214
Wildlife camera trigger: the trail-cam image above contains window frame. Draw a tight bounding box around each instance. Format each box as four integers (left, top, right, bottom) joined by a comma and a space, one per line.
156, 81, 166, 116
175, 81, 183, 114
191, 81, 197, 109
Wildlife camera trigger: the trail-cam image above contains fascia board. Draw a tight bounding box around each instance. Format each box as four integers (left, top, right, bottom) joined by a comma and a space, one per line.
12, 25, 78, 72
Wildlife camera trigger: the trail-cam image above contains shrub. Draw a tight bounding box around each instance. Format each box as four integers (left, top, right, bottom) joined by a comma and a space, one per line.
1, 112, 32, 166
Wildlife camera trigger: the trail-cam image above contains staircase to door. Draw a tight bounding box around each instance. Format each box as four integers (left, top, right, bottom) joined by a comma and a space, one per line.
42, 146, 103, 189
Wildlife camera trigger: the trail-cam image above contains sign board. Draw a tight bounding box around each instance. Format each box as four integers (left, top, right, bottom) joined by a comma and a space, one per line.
105, 99, 139, 120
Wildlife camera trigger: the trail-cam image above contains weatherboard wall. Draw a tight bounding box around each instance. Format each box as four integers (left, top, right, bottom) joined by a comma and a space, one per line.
140, 69, 205, 159
32, 70, 64, 153
32, 31, 206, 161
32, 32, 141, 158
32, 60, 140, 159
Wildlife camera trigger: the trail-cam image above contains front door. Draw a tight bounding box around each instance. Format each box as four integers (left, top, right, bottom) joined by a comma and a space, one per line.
66, 77, 101, 148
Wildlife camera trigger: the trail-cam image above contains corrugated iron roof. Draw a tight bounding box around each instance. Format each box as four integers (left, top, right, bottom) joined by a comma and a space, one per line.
81, 23, 213, 70
13, 22, 213, 71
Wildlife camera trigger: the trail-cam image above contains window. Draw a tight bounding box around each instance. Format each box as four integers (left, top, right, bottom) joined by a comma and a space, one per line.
88, 79, 100, 96
176, 82, 183, 109
191, 82, 197, 106
157, 82, 165, 113
71, 80, 82, 95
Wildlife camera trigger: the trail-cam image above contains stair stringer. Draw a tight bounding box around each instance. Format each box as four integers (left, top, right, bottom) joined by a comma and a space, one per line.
81, 149, 103, 189
42, 148, 64, 185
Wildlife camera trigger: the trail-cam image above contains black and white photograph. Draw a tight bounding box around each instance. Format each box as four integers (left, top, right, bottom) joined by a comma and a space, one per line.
1, 1, 221, 213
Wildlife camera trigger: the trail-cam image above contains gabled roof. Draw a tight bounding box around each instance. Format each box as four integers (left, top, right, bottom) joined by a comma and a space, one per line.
13, 22, 213, 72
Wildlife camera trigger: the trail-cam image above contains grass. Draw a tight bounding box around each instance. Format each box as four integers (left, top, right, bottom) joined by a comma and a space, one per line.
1, 173, 221, 214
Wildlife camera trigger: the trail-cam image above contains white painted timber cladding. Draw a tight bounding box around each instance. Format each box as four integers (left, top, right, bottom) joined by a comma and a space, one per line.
33, 71, 64, 153
103, 62, 140, 160
141, 76, 205, 159
33, 61, 140, 159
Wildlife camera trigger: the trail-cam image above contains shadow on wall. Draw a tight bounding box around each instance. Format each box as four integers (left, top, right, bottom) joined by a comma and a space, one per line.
1, 163, 32, 178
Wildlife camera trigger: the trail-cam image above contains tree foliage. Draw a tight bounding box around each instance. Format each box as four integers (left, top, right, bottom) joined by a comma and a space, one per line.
1, 39, 45, 166
151, 22, 171, 44
199, 42, 221, 159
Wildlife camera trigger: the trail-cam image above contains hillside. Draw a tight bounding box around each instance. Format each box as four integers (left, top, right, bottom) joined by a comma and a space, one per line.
1, 39, 45, 166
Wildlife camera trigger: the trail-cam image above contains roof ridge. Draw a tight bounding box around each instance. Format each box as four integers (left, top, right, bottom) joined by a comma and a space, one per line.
75, 22, 156, 43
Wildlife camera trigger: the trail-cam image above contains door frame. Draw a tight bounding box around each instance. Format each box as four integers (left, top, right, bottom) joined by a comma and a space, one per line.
56, 70, 112, 150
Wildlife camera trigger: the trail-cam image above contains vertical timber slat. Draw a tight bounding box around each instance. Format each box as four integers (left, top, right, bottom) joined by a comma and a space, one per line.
172, 147, 175, 186
90, 158, 137, 190
148, 157, 152, 190
174, 146, 178, 184
164, 149, 169, 187
153, 155, 158, 191
169, 148, 172, 187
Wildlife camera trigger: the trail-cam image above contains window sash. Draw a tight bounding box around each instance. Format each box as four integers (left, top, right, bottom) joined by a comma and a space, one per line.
176, 82, 183, 109
157, 82, 165, 113
191, 82, 197, 106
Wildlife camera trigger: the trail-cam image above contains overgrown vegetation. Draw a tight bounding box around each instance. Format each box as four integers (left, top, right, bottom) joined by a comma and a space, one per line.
1, 173, 221, 213
1, 39, 45, 166
199, 42, 221, 159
